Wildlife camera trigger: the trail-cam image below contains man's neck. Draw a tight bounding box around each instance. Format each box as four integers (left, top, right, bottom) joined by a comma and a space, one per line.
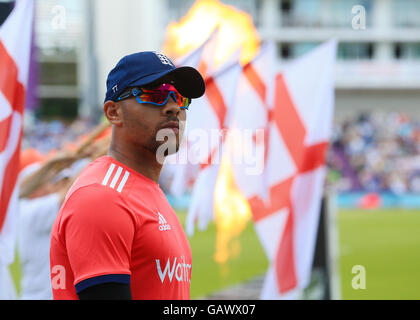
108, 142, 162, 184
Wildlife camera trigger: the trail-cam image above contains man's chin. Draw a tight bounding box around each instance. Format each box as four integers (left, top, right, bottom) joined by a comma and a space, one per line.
155, 140, 180, 164
163, 143, 180, 156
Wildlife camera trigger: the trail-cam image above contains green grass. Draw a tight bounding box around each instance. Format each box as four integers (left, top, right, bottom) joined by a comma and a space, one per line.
9, 250, 21, 297
338, 208, 420, 300
9, 208, 420, 299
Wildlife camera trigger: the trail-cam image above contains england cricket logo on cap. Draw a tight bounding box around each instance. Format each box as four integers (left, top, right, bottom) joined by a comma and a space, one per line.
153, 52, 174, 67
158, 211, 171, 231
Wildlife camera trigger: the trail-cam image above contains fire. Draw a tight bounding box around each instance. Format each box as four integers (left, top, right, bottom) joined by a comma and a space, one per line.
163, 0, 261, 268
163, 0, 260, 68
214, 155, 252, 265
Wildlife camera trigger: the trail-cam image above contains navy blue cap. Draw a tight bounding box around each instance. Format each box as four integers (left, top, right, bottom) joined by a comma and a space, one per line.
104, 51, 205, 103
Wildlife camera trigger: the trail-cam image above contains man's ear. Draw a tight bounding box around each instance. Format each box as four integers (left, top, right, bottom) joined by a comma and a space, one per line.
103, 100, 123, 126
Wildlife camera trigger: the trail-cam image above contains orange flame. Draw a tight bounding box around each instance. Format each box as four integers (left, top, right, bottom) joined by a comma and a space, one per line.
214, 155, 252, 266
163, 0, 260, 68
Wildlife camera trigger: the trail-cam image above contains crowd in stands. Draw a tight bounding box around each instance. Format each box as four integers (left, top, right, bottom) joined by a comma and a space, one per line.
22, 114, 97, 155
327, 112, 420, 193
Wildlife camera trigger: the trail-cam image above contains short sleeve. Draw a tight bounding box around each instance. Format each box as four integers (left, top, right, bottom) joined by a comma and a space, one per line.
61, 184, 135, 288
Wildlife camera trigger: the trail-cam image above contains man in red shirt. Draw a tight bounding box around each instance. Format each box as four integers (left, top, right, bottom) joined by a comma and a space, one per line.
50, 51, 205, 299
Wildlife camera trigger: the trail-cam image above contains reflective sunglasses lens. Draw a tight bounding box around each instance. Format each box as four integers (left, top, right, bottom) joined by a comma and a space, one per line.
172, 91, 190, 108
141, 84, 190, 108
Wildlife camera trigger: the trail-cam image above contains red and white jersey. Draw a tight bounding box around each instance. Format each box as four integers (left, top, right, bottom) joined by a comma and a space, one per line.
50, 156, 192, 300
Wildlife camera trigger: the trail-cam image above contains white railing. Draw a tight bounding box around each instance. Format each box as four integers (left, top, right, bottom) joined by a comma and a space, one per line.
334, 61, 420, 89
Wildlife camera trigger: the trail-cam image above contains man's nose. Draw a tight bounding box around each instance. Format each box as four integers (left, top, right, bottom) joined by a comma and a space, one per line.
162, 95, 180, 117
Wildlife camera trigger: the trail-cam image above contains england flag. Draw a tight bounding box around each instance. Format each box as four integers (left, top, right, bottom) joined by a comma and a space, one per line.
0, 0, 34, 299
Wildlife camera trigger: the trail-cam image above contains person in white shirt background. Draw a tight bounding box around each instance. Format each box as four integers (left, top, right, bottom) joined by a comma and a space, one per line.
17, 158, 89, 300
0, 149, 45, 300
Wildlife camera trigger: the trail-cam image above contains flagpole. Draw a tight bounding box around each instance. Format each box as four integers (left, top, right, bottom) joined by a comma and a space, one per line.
325, 192, 342, 300
79, 0, 100, 122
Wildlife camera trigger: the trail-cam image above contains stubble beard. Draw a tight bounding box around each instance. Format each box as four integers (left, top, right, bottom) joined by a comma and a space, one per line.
155, 128, 181, 164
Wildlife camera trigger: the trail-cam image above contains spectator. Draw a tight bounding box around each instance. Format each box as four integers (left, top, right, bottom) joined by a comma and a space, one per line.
327, 111, 420, 193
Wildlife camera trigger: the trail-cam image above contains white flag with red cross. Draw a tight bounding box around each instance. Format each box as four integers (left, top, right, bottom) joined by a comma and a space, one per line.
243, 40, 337, 299
225, 42, 277, 201
221, 40, 337, 299
0, 0, 34, 298
184, 61, 242, 236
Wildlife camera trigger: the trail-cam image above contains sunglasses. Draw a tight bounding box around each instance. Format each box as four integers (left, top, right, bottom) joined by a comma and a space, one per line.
116, 83, 191, 110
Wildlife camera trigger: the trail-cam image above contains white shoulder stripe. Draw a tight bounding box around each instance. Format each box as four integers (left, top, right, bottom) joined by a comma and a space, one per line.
102, 163, 116, 186
117, 170, 130, 193
110, 166, 123, 189
102, 163, 130, 193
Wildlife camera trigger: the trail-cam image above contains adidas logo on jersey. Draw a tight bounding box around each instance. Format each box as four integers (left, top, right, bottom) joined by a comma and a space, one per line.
158, 212, 171, 231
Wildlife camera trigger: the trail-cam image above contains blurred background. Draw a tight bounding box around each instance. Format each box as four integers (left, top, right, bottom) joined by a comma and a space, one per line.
1, 0, 419, 300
